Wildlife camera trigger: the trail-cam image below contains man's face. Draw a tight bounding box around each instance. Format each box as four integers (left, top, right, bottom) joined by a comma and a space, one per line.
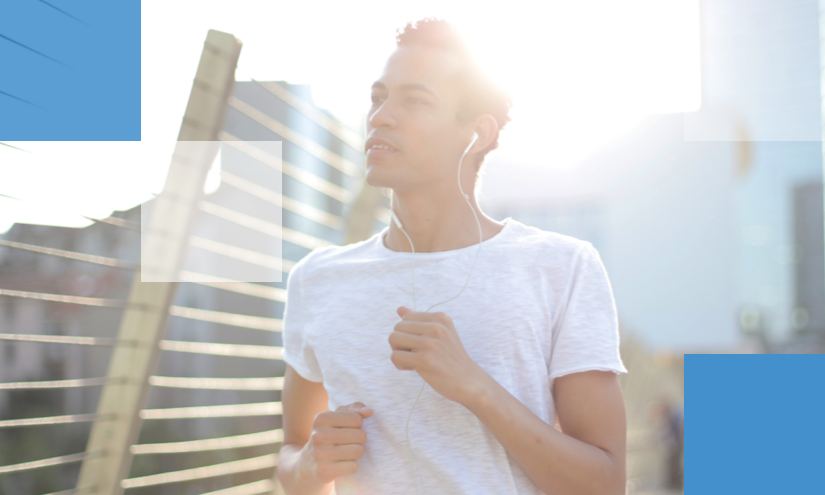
365, 45, 473, 191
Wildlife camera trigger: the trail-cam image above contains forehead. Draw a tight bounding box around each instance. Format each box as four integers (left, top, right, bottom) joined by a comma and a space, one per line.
373, 45, 465, 96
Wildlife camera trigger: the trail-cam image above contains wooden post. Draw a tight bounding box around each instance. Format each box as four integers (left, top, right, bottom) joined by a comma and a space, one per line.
75, 29, 242, 494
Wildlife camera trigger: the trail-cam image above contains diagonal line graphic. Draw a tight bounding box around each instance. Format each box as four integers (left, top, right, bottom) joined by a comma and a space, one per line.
0, 33, 70, 68
0, 89, 44, 109
37, 0, 89, 26
0, 142, 32, 152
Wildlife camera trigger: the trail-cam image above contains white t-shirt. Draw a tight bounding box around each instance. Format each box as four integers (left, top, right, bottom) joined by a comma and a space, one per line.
282, 218, 628, 495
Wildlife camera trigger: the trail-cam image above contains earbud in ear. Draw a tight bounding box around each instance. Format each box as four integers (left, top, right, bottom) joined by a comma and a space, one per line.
464, 132, 479, 155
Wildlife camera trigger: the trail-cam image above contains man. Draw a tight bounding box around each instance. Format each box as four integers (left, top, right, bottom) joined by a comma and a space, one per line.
277, 17, 628, 495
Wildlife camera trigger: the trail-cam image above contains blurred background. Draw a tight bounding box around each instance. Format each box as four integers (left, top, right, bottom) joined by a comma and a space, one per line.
1, 0, 823, 493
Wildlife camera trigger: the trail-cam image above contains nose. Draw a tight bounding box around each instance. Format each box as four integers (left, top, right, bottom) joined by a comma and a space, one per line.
367, 98, 397, 132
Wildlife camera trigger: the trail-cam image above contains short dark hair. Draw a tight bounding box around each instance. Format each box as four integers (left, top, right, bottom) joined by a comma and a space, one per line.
395, 18, 512, 172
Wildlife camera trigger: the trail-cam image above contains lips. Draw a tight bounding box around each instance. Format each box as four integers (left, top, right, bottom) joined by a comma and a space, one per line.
366, 137, 399, 153
366, 147, 396, 157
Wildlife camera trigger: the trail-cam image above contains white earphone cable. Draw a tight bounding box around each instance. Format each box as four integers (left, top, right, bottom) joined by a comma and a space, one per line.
392, 134, 482, 495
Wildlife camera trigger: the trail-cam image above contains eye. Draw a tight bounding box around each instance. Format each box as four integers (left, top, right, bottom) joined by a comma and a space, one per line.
370, 94, 384, 104
407, 97, 426, 105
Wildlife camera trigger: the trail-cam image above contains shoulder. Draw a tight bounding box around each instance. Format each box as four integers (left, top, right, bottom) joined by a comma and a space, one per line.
504, 219, 595, 265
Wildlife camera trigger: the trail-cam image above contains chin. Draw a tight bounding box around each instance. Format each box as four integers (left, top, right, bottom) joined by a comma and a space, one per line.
365, 167, 395, 189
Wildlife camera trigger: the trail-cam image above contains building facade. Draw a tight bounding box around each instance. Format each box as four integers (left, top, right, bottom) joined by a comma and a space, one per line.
0, 80, 367, 493
481, 0, 825, 353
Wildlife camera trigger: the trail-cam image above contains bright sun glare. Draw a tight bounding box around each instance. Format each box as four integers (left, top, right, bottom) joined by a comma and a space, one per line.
450, 0, 701, 169
0, 0, 700, 233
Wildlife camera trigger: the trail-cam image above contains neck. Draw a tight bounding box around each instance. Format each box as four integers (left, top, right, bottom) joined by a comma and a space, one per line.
385, 184, 504, 253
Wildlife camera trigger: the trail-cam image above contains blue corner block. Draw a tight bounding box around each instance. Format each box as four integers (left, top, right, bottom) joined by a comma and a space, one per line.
0, 0, 140, 140
686, 354, 825, 494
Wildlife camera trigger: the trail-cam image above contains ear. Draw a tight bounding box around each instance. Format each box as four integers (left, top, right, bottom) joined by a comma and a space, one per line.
472, 114, 500, 152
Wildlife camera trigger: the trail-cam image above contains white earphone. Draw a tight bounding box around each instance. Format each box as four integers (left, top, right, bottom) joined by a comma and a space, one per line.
391, 131, 482, 495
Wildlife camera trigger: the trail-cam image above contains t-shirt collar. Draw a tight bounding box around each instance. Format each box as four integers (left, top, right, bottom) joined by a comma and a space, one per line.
374, 217, 515, 258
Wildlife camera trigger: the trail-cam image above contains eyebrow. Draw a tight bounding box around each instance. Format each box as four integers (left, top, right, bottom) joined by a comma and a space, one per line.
371, 81, 438, 99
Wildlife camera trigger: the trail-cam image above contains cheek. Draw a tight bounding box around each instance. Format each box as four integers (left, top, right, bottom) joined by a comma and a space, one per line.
416, 130, 451, 158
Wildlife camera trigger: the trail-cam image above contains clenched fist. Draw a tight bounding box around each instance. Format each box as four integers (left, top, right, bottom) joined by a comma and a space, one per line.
300, 402, 373, 483
389, 306, 489, 406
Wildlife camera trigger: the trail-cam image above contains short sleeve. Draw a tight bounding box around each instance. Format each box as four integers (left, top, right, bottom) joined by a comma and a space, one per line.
547, 243, 628, 390
281, 262, 324, 383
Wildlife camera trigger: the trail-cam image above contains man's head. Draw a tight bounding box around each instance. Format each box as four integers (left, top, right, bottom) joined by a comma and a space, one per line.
365, 18, 512, 192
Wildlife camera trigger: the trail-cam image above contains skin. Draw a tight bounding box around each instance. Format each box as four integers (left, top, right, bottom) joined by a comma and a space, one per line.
277, 44, 627, 495
365, 44, 504, 253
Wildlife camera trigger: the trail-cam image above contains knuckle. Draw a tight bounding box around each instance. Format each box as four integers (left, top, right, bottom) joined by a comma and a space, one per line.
311, 429, 330, 445
309, 431, 323, 445
315, 411, 331, 425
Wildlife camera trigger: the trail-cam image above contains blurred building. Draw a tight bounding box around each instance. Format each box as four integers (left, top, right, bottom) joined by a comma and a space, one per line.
0, 221, 138, 417
151, 80, 366, 445
0, 80, 365, 492
790, 181, 825, 342
483, 0, 824, 354
699, 0, 823, 350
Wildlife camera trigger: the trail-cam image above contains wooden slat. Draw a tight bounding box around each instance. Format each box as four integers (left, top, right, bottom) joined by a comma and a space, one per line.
131, 429, 282, 454
0, 239, 138, 270
252, 78, 364, 151
219, 133, 354, 204
75, 29, 244, 495
120, 454, 277, 489
227, 96, 361, 177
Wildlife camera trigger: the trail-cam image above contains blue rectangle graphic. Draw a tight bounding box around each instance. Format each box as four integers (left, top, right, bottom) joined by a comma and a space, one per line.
0, 0, 140, 140
686, 354, 825, 494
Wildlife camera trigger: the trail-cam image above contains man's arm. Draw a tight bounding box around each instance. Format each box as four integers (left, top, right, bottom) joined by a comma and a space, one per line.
277, 365, 374, 494
276, 365, 334, 495
465, 369, 626, 495
390, 307, 626, 494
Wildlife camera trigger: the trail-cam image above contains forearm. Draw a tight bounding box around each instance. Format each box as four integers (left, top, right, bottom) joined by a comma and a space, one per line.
276, 443, 335, 495
464, 376, 623, 495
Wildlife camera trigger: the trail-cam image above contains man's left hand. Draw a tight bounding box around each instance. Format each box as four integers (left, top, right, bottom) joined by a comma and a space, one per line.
389, 306, 489, 405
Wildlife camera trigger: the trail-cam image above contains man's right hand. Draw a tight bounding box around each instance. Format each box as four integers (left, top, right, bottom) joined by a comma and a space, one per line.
299, 402, 374, 483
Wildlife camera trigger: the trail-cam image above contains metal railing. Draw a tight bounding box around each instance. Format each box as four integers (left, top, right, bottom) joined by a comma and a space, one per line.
0, 27, 386, 495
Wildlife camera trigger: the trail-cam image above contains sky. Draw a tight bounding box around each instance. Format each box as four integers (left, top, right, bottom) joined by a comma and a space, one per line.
0, 0, 701, 234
